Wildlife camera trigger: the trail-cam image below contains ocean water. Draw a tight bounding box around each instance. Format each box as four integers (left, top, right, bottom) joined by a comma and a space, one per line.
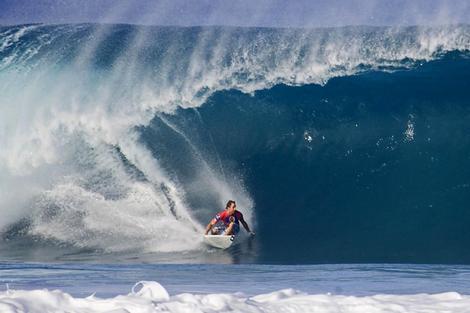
3, 263, 470, 297
1, 23, 470, 312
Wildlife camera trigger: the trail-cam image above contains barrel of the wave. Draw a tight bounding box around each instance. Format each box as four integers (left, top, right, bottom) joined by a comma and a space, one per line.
203, 200, 255, 249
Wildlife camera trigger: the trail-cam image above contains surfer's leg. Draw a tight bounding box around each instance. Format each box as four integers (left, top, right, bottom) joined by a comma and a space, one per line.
232, 223, 240, 235
224, 222, 235, 235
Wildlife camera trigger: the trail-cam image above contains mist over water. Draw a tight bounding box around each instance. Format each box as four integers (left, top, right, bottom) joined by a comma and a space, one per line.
0, 23, 469, 262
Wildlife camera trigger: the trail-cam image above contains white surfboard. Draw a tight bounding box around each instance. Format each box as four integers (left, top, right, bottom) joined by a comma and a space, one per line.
203, 234, 235, 249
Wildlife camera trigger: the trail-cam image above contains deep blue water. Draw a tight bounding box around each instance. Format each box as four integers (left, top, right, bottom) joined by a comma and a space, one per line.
143, 52, 470, 264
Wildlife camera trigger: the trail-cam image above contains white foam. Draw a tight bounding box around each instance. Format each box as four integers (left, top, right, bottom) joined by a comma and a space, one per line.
404, 116, 415, 142
0, 281, 469, 313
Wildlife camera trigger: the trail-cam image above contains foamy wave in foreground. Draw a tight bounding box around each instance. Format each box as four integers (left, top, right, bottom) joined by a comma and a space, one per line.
0, 281, 468, 313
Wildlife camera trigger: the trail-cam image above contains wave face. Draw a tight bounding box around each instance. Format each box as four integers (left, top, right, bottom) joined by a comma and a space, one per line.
0, 23, 469, 262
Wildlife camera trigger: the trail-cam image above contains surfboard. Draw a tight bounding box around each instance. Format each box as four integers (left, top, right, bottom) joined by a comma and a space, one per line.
203, 234, 235, 249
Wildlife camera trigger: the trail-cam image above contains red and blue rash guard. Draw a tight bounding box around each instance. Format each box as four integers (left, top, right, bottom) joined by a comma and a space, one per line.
213, 210, 244, 226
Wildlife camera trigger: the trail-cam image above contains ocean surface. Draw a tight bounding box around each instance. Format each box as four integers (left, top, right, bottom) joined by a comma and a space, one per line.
3, 263, 470, 297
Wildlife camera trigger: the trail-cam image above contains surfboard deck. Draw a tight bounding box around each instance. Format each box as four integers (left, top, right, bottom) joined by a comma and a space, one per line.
203, 234, 235, 249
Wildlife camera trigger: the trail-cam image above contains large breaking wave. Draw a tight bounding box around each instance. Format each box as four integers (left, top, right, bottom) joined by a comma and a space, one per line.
0, 23, 469, 261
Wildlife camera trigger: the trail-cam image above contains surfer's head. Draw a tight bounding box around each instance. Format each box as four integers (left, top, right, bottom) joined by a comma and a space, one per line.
226, 200, 236, 215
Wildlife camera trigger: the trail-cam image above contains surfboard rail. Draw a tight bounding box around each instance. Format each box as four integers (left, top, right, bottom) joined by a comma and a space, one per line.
203, 234, 235, 249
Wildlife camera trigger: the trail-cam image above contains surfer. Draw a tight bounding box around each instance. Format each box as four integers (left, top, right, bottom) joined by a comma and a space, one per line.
204, 200, 255, 236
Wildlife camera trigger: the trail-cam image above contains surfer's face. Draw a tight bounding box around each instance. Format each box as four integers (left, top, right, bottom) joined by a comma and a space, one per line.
228, 203, 236, 215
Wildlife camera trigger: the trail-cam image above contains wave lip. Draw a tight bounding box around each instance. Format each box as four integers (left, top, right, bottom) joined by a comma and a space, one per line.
0, 281, 468, 313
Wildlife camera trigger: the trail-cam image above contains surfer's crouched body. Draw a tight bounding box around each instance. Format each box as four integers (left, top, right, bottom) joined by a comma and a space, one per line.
204, 200, 254, 236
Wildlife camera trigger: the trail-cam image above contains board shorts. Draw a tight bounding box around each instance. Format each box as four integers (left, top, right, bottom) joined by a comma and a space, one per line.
213, 223, 240, 235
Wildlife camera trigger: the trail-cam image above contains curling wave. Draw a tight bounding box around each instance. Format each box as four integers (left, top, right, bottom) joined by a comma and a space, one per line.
0, 23, 469, 259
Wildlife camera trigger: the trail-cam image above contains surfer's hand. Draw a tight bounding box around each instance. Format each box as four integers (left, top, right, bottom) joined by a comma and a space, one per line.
249, 231, 255, 236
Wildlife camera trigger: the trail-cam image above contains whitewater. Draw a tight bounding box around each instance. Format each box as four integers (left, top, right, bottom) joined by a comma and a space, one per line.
3, 263, 470, 313
2, 284, 469, 313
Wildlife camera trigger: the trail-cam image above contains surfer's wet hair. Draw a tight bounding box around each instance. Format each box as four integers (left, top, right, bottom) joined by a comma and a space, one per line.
226, 200, 236, 209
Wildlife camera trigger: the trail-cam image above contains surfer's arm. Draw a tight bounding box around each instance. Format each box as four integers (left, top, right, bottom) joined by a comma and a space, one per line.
204, 220, 215, 235
239, 216, 255, 235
